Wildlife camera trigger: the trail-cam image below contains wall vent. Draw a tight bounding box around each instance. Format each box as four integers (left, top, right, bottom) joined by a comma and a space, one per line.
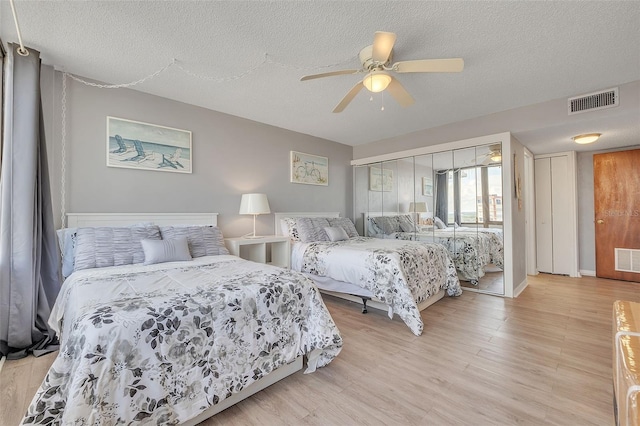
615, 248, 640, 273
568, 87, 618, 115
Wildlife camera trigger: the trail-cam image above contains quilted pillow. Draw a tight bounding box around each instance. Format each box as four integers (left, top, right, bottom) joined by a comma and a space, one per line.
433, 217, 447, 229
370, 216, 401, 234
74, 225, 161, 271
159, 225, 229, 257
296, 217, 331, 242
324, 226, 349, 242
141, 237, 192, 265
327, 217, 359, 238
398, 215, 418, 233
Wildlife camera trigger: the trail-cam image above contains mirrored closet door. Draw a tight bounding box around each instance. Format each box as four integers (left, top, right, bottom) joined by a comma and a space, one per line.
354, 142, 504, 296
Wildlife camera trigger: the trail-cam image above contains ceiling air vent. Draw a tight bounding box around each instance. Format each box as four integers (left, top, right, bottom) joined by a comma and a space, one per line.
615, 248, 640, 274
568, 87, 618, 115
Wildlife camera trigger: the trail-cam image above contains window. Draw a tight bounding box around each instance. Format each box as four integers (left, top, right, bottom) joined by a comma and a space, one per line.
452, 164, 502, 225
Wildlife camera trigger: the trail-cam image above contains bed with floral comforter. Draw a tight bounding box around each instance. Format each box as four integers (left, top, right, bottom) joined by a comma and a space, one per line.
291, 237, 461, 336
393, 227, 504, 282
22, 255, 342, 425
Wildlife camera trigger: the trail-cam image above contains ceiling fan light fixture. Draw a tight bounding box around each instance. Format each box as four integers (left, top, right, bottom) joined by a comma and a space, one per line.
490, 153, 502, 162
363, 72, 392, 93
572, 133, 601, 144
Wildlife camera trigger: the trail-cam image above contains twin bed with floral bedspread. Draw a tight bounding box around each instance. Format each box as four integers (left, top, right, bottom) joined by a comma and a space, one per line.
276, 213, 462, 336
366, 214, 504, 283
22, 214, 342, 425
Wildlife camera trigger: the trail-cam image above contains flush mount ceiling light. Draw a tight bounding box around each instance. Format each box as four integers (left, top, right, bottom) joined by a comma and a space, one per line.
572, 133, 602, 144
363, 72, 392, 93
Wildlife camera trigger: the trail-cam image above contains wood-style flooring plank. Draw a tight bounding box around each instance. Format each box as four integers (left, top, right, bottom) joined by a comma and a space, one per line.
3, 273, 636, 425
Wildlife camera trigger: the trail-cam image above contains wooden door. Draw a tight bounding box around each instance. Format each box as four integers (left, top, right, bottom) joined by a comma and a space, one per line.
594, 149, 640, 281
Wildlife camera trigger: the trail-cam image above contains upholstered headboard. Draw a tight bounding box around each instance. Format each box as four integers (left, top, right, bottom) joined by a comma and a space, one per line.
274, 212, 340, 236
66, 213, 218, 228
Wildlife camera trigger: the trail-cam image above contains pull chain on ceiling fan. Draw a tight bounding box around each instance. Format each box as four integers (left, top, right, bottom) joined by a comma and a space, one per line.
300, 31, 464, 113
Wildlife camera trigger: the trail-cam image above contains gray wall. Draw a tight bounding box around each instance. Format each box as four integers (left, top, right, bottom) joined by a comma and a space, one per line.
577, 145, 640, 272
40, 65, 353, 237
510, 136, 528, 289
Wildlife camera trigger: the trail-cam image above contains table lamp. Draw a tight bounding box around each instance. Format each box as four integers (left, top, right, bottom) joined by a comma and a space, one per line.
239, 193, 270, 238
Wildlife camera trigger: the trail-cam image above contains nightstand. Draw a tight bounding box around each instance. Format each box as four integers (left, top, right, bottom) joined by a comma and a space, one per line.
225, 235, 291, 268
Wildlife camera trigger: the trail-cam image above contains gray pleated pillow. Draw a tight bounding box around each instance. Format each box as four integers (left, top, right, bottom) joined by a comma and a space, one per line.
296, 217, 331, 242
371, 216, 401, 234
327, 217, 359, 238
74, 225, 161, 271
398, 215, 418, 232
159, 225, 229, 257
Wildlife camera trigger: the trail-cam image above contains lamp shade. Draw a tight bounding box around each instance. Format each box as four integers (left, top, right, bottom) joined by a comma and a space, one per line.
363, 72, 392, 93
239, 193, 270, 215
409, 202, 428, 213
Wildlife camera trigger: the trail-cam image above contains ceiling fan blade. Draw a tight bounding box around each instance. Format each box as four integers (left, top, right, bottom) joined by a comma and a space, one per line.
385, 77, 415, 108
332, 81, 364, 113
394, 58, 464, 73
372, 31, 397, 63
300, 69, 360, 81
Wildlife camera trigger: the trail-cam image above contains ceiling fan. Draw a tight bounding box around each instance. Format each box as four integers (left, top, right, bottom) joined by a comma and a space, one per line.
478, 144, 503, 165
300, 31, 464, 113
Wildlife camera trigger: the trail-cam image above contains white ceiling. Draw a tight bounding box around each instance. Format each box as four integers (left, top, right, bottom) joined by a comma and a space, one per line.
1, 1, 639, 153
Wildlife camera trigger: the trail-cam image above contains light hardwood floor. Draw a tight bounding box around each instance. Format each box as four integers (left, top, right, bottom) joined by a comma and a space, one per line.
2, 273, 635, 425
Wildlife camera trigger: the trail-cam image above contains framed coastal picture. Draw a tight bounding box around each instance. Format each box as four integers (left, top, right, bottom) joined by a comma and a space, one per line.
422, 176, 433, 196
369, 167, 393, 191
290, 151, 328, 185
106, 116, 192, 173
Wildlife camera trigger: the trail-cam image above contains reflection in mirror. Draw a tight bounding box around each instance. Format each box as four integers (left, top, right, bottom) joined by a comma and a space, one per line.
355, 142, 504, 296
413, 154, 434, 235
354, 165, 370, 236
470, 143, 504, 295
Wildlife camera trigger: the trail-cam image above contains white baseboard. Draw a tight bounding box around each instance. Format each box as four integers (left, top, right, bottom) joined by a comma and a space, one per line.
514, 277, 528, 297
580, 269, 596, 277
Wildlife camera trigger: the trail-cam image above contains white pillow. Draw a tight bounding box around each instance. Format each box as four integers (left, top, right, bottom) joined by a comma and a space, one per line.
141, 237, 192, 265
324, 226, 349, 242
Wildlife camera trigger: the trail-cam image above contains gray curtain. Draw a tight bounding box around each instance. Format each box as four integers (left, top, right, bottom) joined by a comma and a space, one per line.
435, 171, 448, 223
453, 170, 461, 226
0, 44, 60, 359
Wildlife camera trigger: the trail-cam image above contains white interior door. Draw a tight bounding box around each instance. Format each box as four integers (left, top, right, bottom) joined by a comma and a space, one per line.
535, 158, 553, 273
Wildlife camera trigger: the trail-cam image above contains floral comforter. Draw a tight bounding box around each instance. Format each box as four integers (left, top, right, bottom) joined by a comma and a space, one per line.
22, 256, 342, 425
393, 227, 504, 282
291, 237, 461, 335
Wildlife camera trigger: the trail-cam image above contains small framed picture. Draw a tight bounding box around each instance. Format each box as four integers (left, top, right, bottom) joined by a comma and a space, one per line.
290, 151, 328, 185
369, 167, 393, 192
422, 177, 433, 196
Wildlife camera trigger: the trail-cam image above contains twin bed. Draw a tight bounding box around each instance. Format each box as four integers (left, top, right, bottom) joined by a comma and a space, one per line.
364, 213, 504, 284
23, 211, 462, 424
275, 212, 461, 336
22, 213, 342, 425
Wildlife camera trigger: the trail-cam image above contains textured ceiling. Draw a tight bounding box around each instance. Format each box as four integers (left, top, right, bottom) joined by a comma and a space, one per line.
1, 1, 639, 152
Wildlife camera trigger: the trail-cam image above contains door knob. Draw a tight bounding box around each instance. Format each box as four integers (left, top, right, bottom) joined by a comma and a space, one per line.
596, 219, 604, 224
